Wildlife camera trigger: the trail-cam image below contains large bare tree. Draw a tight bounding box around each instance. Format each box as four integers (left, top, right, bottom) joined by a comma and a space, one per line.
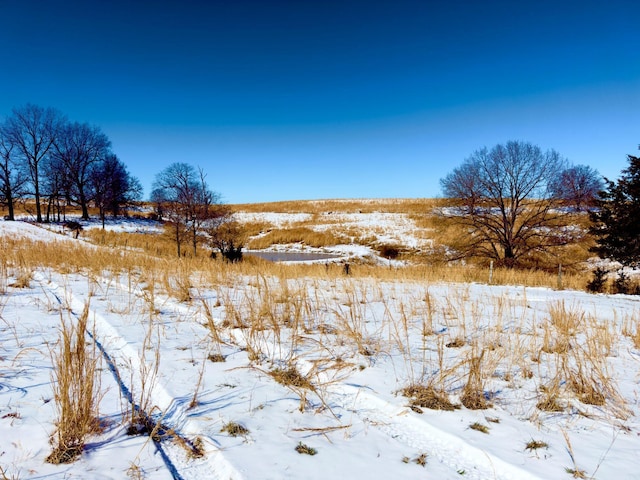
3, 104, 63, 222
440, 140, 570, 268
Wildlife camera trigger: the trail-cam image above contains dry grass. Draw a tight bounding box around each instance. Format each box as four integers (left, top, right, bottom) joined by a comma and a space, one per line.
460, 349, 490, 410
469, 422, 490, 434
534, 301, 628, 418
247, 226, 347, 249
295, 441, 317, 455
125, 318, 162, 437
1, 200, 634, 471
402, 384, 459, 411
46, 302, 102, 464
0, 465, 21, 480
232, 198, 447, 215
525, 439, 549, 451
221, 421, 250, 437
269, 366, 313, 390
0, 223, 592, 293
622, 313, 640, 349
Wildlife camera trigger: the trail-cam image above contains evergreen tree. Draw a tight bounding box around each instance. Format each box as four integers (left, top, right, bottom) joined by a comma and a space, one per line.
590, 155, 640, 267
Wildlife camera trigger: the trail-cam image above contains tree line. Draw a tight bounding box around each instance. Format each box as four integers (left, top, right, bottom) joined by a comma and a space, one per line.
0, 103, 142, 223
0, 103, 242, 261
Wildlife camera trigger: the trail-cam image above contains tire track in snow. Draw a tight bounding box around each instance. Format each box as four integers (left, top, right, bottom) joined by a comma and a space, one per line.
112, 279, 544, 480
327, 382, 543, 480
34, 272, 243, 480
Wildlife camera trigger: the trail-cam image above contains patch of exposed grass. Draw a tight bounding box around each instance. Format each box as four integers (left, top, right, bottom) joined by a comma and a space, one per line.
221, 421, 249, 437
269, 366, 313, 389
207, 353, 226, 362
402, 384, 459, 411
247, 227, 346, 249
525, 440, 549, 451
469, 422, 490, 434
536, 395, 564, 412
565, 467, 587, 478
446, 337, 466, 348
295, 442, 317, 455
413, 453, 428, 467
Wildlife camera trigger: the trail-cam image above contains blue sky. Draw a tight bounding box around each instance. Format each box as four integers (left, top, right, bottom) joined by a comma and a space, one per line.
0, 0, 638, 203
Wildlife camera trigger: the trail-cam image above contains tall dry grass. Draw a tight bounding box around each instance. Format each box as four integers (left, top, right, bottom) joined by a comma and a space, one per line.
1, 222, 633, 460
534, 301, 628, 418
231, 198, 447, 215
47, 302, 102, 464
247, 226, 348, 249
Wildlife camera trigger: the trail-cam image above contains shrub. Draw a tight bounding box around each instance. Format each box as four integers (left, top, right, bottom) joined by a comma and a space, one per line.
613, 270, 631, 294
586, 267, 608, 293
377, 244, 401, 259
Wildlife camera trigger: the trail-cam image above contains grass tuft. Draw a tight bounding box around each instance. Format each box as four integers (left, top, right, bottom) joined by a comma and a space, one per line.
46, 302, 102, 464
536, 395, 564, 412
402, 384, 459, 411
469, 422, 490, 434
221, 421, 250, 437
413, 452, 428, 467
525, 440, 549, 451
565, 467, 588, 478
460, 351, 490, 410
269, 366, 313, 389
295, 442, 317, 455
207, 353, 226, 362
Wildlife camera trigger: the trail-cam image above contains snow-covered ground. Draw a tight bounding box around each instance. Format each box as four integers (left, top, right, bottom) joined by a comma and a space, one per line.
1, 220, 640, 479
235, 210, 434, 253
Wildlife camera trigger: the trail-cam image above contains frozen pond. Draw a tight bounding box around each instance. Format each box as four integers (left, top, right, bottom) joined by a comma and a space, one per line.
246, 251, 341, 262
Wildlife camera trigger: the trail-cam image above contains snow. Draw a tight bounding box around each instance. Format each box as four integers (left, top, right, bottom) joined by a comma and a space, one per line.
234, 212, 313, 228
1, 219, 640, 479
236, 210, 434, 251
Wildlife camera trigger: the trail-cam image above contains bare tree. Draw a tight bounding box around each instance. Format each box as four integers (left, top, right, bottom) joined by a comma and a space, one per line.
52, 121, 111, 219
151, 162, 219, 257
41, 153, 72, 222
440, 140, 570, 268
91, 154, 142, 226
550, 164, 603, 211
0, 123, 29, 220
3, 104, 63, 222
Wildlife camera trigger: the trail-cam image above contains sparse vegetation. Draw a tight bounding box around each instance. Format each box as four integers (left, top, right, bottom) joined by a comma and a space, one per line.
469, 422, 490, 434
402, 384, 459, 411
413, 452, 428, 467
1, 196, 638, 478
221, 421, 250, 437
295, 442, 317, 455
525, 440, 549, 451
269, 366, 313, 389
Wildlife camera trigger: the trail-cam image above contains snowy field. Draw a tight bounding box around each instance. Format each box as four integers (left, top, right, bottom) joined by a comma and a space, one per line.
1, 220, 640, 479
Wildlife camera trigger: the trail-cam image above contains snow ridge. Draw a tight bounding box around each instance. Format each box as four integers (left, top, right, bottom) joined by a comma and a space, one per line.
34, 272, 244, 480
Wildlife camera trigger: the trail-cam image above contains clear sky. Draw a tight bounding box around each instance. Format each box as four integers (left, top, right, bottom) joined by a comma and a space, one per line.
1, 0, 638, 204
